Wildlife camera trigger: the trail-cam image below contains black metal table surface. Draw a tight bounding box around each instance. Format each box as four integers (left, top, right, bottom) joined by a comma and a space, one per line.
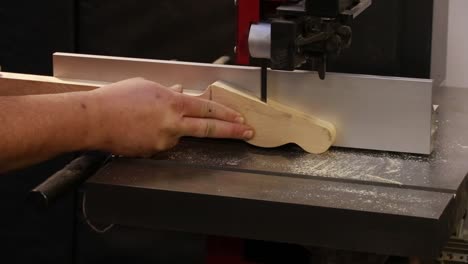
83, 86, 468, 258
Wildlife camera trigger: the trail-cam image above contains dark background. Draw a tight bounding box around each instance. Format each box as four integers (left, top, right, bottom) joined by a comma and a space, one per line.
0, 0, 438, 263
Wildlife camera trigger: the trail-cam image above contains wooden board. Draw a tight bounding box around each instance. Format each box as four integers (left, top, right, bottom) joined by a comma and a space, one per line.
0, 72, 335, 153
52, 52, 435, 154
0, 72, 100, 96
208, 82, 335, 153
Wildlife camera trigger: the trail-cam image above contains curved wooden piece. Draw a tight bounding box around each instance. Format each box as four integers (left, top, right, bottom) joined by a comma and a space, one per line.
209, 81, 336, 154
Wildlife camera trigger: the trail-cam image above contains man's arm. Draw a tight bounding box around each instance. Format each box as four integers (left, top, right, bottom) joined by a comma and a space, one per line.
0, 78, 253, 173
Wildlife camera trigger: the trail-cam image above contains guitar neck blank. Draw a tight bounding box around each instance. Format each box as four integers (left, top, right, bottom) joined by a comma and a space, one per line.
209, 81, 336, 154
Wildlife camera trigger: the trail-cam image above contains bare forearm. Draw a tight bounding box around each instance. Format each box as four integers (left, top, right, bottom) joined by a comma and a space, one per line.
0, 78, 253, 173
0, 92, 98, 172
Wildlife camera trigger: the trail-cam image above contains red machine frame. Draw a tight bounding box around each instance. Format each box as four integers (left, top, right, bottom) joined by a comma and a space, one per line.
235, 0, 290, 66
235, 0, 261, 65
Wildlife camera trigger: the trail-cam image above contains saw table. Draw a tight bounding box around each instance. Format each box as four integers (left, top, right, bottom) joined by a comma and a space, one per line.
82, 86, 468, 259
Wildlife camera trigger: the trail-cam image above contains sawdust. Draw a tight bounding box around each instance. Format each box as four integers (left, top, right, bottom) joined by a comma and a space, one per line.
361, 175, 403, 186
384, 158, 401, 174
316, 183, 443, 217
282, 150, 406, 185
322, 186, 377, 197
157, 114, 468, 189
160, 143, 416, 186
152, 139, 457, 218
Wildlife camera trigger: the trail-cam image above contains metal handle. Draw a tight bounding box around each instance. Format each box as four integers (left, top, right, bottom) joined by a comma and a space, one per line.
28, 152, 110, 210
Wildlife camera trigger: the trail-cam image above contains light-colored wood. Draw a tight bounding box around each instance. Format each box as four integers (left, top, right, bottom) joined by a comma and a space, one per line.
0, 72, 102, 96
0, 71, 205, 97
209, 82, 336, 153
52, 52, 434, 154
0, 72, 335, 153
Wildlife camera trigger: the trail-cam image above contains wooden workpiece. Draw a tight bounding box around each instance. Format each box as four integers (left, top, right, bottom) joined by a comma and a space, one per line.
207, 82, 335, 154
0, 72, 335, 154
0, 72, 100, 96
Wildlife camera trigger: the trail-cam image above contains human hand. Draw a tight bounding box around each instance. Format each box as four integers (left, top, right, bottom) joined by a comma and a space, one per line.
87, 78, 253, 157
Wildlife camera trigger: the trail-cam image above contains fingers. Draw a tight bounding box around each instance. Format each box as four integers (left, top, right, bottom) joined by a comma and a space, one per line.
179, 117, 254, 140
177, 94, 244, 123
